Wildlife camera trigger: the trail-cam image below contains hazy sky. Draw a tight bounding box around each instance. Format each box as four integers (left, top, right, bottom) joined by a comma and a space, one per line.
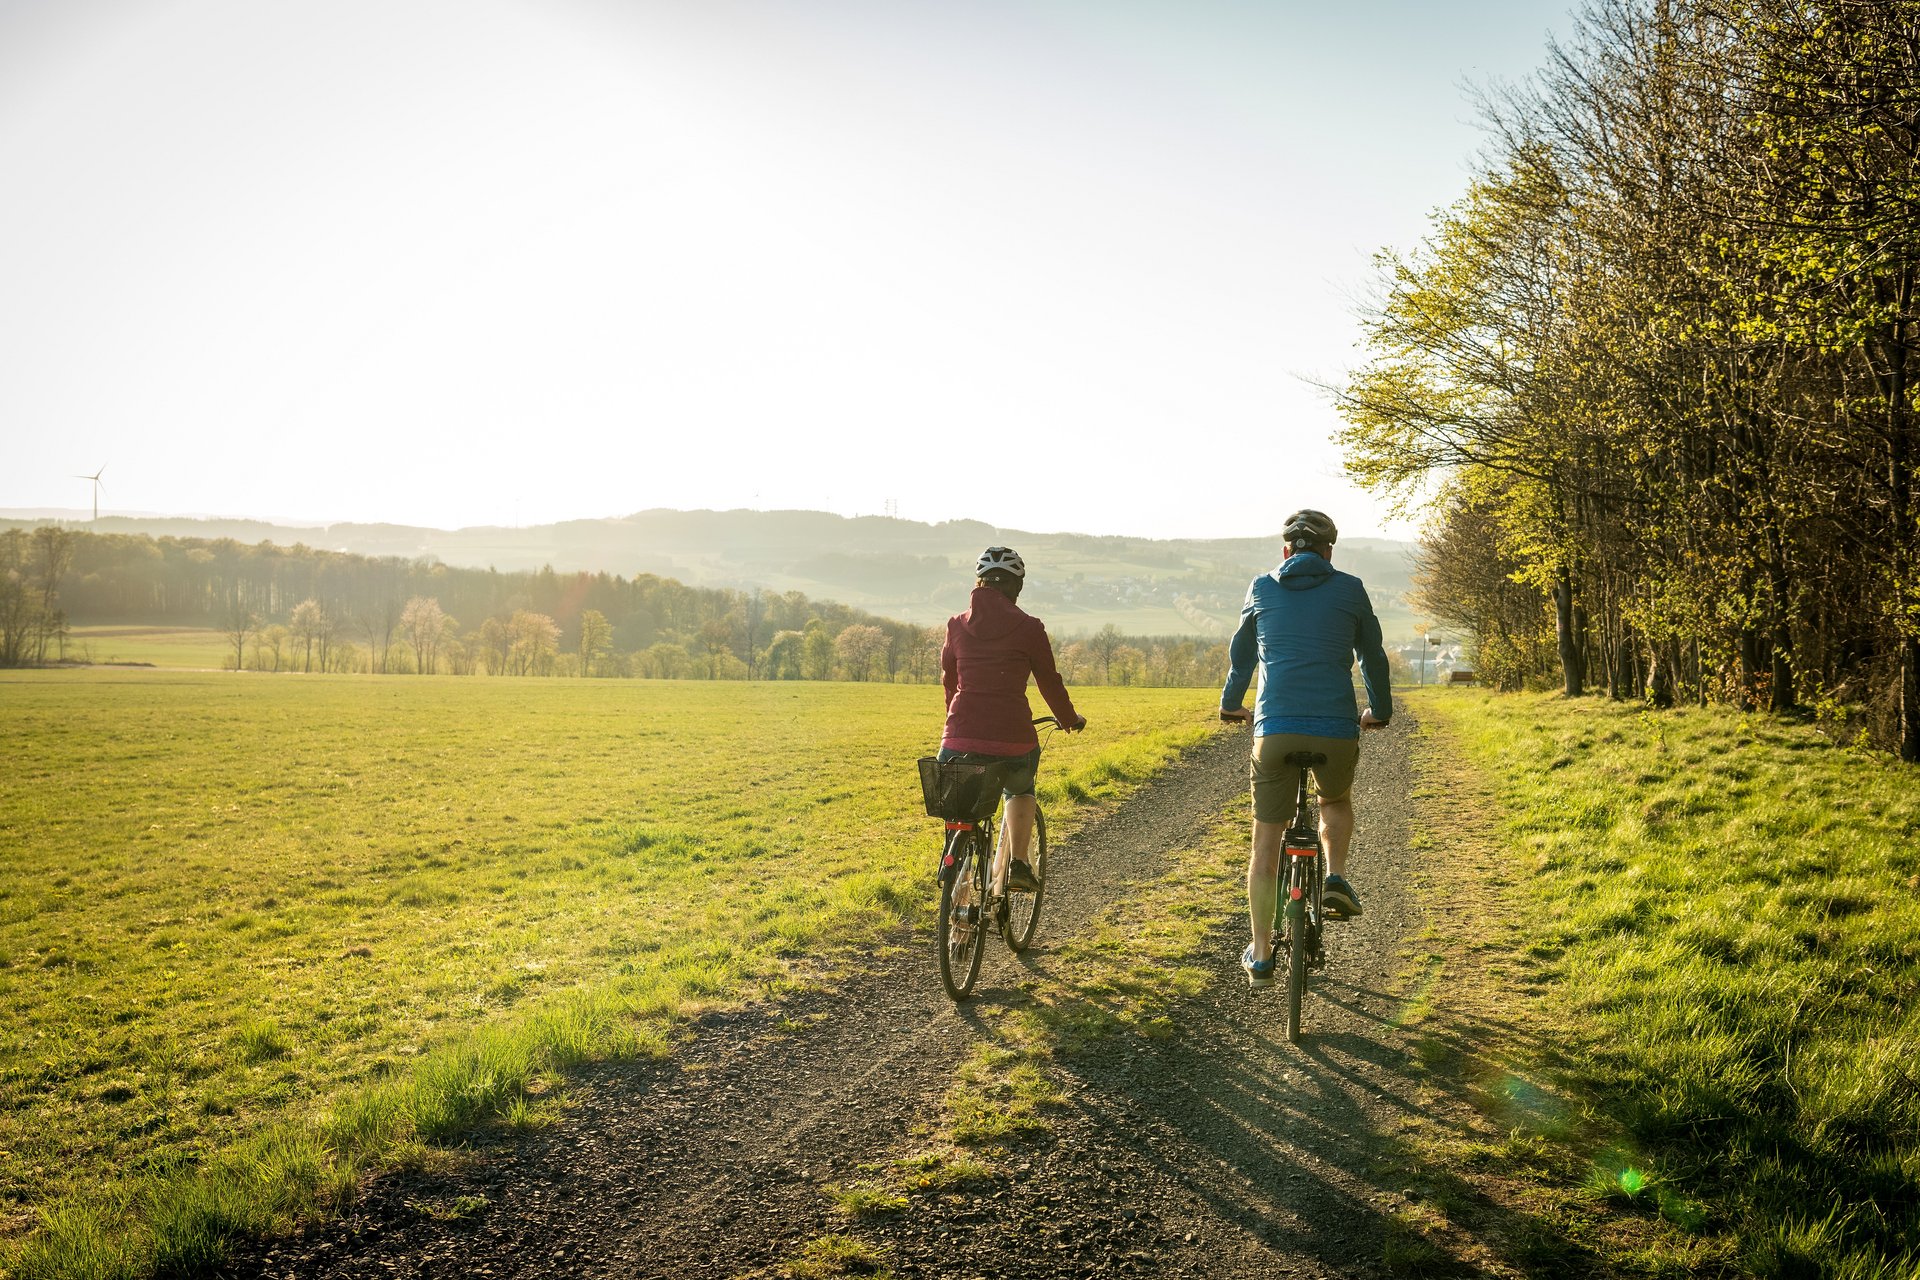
0, 0, 1570, 540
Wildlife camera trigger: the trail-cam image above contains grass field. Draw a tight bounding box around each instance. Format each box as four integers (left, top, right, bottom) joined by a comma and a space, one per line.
1408, 690, 1920, 1278
0, 670, 1217, 1277
61, 627, 231, 670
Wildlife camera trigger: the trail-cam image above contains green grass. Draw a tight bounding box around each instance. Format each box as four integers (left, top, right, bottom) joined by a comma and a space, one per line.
777, 1234, 893, 1279
0, 670, 1214, 1276
60, 626, 232, 669
1416, 689, 1920, 1279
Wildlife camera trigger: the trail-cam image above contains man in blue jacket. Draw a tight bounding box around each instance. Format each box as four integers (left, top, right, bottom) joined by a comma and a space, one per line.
1219, 509, 1391, 987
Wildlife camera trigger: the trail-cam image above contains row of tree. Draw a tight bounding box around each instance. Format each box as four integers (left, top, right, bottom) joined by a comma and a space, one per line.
1339, 0, 1920, 759
3, 527, 1255, 688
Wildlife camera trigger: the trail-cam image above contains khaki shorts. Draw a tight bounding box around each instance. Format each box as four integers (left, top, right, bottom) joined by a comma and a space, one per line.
1251, 733, 1359, 823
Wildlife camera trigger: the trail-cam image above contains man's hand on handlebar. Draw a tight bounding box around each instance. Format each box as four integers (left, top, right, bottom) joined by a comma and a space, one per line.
1360, 709, 1386, 731
1066, 714, 1088, 733
1219, 707, 1253, 724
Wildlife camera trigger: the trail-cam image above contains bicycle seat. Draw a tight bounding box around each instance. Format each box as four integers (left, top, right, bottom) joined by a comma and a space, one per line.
1282, 750, 1328, 768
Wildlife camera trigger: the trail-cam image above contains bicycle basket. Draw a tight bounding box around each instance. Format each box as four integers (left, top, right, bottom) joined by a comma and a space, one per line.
916, 757, 1011, 821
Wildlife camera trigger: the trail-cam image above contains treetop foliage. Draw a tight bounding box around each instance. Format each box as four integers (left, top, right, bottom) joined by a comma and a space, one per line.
0, 527, 1235, 687
1341, 0, 1920, 760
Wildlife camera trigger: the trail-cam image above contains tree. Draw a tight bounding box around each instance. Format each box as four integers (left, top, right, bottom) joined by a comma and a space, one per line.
30, 526, 73, 663
742, 589, 765, 679
507, 610, 560, 676
695, 617, 735, 680
801, 621, 834, 680
578, 609, 613, 677
834, 624, 888, 681
477, 617, 511, 675
763, 630, 804, 680
641, 642, 691, 679
400, 596, 448, 674
1087, 624, 1124, 684
289, 598, 325, 673
224, 600, 256, 672
0, 528, 45, 667
360, 595, 401, 674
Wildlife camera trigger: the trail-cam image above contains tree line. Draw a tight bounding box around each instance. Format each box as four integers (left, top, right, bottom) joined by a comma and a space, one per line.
1, 527, 1238, 686
1339, 0, 1920, 760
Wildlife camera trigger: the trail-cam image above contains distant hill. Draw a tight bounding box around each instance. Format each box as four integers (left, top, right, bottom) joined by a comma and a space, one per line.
1, 509, 1424, 640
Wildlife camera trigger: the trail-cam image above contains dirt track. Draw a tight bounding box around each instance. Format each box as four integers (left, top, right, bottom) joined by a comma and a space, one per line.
229, 716, 1431, 1280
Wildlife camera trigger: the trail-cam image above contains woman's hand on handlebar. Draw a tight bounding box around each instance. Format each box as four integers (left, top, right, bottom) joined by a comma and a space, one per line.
1066, 714, 1088, 733
1219, 707, 1253, 724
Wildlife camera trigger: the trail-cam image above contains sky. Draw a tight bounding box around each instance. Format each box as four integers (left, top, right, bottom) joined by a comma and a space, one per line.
0, 0, 1572, 541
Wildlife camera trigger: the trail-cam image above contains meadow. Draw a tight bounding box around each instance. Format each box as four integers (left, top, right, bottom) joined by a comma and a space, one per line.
61, 627, 231, 670
0, 670, 1215, 1276
1414, 691, 1920, 1278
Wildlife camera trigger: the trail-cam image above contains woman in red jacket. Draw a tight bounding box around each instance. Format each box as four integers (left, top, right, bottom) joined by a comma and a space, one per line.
939, 546, 1087, 893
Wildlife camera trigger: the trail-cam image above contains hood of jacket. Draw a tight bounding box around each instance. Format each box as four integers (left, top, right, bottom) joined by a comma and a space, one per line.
1272, 552, 1335, 592
959, 585, 1028, 640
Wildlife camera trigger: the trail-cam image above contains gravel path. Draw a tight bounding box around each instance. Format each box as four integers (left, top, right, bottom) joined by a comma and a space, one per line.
228, 715, 1425, 1280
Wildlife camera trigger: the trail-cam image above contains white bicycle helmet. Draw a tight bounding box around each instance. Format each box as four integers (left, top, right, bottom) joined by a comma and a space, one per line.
975, 546, 1026, 578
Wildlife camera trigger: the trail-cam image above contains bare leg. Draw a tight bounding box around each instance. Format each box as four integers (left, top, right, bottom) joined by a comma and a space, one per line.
993, 794, 1037, 892
1248, 818, 1283, 959
1319, 795, 1354, 877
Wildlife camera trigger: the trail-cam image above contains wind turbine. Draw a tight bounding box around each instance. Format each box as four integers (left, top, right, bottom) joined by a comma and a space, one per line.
75, 466, 105, 522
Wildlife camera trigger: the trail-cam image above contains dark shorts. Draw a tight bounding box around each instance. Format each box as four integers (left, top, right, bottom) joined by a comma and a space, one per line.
936, 746, 1041, 797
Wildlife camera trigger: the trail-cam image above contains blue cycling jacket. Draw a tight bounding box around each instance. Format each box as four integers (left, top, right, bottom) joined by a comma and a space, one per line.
1220, 552, 1393, 739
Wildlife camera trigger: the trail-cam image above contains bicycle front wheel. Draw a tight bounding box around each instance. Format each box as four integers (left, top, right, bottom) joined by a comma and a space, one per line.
1001, 805, 1047, 953
938, 831, 988, 1001
1285, 885, 1309, 1043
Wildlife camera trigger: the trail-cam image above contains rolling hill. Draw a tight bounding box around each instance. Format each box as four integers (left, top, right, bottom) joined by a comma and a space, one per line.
2, 508, 1423, 640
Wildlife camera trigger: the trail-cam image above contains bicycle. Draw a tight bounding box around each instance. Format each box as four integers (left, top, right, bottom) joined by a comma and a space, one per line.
917, 717, 1058, 1002
1274, 749, 1329, 1043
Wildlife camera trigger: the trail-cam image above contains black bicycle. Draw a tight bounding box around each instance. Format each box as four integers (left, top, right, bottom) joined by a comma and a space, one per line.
1275, 749, 1329, 1042
917, 717, 1056, 1001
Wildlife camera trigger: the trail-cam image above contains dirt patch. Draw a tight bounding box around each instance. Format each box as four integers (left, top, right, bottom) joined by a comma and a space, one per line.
224, 718, 1489, 1280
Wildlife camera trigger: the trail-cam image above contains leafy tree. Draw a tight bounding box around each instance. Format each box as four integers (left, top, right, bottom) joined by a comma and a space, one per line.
507, 610, 560, 676
834, 624, 888, 681
763, 629, 804, 680
400, 597, 448, 675
801, 621, 834, 680
578, 609, 614, 677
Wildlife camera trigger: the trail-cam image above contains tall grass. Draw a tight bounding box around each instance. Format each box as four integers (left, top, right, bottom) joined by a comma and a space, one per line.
1422, 692, 1920, 1278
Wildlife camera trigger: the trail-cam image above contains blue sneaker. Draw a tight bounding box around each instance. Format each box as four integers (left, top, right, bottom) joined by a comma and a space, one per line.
1241, 941, 1276, 988
1323, 875, 1362, 919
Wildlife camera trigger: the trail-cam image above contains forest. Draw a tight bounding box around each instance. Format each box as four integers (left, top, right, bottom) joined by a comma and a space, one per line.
0, 527, 1235, 687
1340, 0, 1920, 759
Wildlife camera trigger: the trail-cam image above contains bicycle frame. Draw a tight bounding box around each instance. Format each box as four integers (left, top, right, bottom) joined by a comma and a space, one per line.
932, 717, 1060, 1001
1277, 751, 1327, 1042
1281, 763, 1324, 940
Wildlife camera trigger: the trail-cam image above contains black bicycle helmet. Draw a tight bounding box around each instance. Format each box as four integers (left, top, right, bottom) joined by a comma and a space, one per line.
1281, 509, 1338, 547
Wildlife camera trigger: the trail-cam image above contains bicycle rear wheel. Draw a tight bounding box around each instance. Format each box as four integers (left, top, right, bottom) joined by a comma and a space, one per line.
1001, 805, 1047, 953
938, 831, 988, 1001
1285, 877, 1309, 1043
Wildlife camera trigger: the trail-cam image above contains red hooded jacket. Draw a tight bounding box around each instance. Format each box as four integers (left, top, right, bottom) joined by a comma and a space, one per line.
940, 587, 1081, 755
